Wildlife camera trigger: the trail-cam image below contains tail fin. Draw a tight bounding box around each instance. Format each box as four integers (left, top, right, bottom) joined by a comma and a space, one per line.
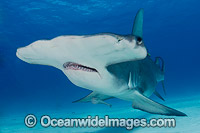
154, 90, 165, 101
162, 80, 166, 96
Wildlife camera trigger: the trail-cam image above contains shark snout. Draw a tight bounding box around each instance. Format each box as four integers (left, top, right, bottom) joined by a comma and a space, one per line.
17, 47, 30, 59
16, 46, 41, 64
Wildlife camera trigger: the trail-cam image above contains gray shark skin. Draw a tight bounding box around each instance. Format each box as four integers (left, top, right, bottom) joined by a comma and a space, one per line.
107, 56, 163, 99
73, 56, 186, 116
16, 9, 186, 116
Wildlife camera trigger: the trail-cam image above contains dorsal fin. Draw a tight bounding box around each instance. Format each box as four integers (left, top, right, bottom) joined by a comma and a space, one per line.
132, 9, 144, 39
154, 90, 165, 101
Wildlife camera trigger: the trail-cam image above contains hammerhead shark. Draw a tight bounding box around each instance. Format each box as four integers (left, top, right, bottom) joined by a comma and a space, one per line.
16, 9, 186, 116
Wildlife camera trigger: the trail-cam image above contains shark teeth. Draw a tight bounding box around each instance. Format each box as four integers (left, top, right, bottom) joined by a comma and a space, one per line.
63, 62, 98, 72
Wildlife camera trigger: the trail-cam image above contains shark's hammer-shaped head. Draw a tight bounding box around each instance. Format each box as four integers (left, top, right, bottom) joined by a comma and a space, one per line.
16, 9, 147, 90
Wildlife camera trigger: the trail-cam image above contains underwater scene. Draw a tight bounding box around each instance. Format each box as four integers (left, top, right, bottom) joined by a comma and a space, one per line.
0, 0, 200, 132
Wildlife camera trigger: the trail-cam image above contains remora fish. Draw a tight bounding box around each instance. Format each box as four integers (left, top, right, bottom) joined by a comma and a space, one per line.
16, 9, 186, 116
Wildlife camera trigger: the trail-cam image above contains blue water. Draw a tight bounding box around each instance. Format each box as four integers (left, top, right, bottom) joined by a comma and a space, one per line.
0, 0, 200, 132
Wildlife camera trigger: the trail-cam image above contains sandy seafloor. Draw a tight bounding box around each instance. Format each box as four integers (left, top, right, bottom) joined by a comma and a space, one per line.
0, 95, 199, 133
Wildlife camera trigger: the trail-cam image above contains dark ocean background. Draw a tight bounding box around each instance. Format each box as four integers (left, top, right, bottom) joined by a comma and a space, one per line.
0, 0, 200, 132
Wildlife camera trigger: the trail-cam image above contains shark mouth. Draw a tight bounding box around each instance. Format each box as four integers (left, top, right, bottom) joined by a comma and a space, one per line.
63, 62, 98, 72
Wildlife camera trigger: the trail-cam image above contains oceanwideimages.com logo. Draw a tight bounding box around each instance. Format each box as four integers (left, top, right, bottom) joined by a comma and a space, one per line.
24, 114, 176, 130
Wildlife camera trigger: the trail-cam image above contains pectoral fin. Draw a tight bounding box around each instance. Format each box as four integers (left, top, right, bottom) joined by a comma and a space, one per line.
132, 90, 186, 116
72, 91, 113, 107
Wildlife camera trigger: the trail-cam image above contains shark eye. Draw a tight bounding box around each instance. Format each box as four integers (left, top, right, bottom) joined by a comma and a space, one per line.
117, 37, 123, 42
137, 37, 143, 45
